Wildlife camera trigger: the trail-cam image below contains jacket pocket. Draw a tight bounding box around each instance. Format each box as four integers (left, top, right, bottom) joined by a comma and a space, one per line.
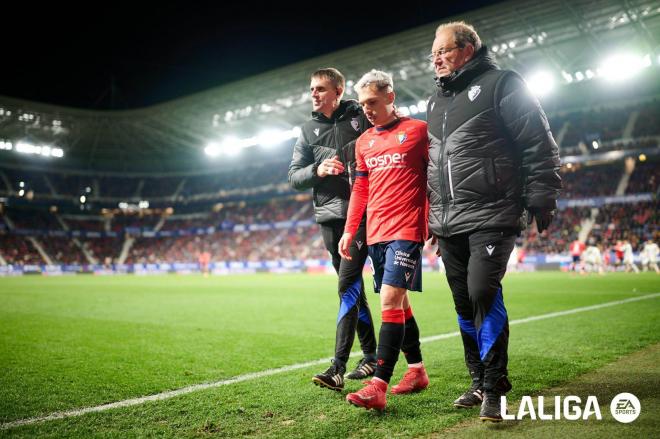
448, 155, 498, 203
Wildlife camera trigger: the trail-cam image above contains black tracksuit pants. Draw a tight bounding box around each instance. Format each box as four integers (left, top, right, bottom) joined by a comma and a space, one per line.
437, 229, 516, 391
321, 219, 377, 364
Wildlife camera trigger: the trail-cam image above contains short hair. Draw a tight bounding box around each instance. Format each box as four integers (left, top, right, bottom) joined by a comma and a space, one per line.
435, 21, 482, 51
354, 69, 394, 94
311, 68, 345, 90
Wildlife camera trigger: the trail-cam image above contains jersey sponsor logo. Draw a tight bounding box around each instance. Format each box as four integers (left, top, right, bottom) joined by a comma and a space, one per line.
364, 152, 408, 170
468, 85, 481, 102
397, 131, 407, 144
486, 244, 495, 256
313, 128, 320, 136
351, 118, 360, 131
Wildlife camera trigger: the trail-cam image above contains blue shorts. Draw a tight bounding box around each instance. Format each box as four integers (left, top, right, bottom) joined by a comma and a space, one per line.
368, 240, 423, 293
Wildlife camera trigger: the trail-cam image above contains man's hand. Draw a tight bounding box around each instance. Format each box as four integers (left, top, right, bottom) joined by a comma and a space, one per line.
528, 208, 555, 233
316, 155, 345, 177
338, 232, 354, 260
427, 235, 441, 256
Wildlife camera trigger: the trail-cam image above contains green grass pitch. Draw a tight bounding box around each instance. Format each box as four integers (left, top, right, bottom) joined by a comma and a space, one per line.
1, 272, 658, 437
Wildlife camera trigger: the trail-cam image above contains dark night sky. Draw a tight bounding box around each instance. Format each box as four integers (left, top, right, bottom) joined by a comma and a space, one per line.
1, 1, 499, 110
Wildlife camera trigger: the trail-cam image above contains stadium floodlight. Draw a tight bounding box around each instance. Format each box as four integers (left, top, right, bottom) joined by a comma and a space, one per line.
18, 189, 25, 197
207, 127, 301, 157
204, 142, 220, 157
575, 71, 585, 81
599, 53, 646, 81
398, 106, 411, 117
526, 71, 555, 97
256, 128, 299, 148
79, 195, 86, 204
642, 54, 652, 67
639, 153, 647, 162
0, 141, 13, 150
561, 71, 573, 83
13, 141, 63, 158
139, 201, 149, 209
409, 105, 419, 115
417, 100, 427, 112
592, 140, 599, 149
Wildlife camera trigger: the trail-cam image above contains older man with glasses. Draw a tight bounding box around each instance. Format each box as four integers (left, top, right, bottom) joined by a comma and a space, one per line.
425, 22, 561, 421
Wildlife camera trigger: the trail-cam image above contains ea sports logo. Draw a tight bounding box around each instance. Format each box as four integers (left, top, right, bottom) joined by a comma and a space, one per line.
610, 393, 640, 423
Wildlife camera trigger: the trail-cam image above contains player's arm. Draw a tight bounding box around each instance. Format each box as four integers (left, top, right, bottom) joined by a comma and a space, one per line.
339, 139, 369, 260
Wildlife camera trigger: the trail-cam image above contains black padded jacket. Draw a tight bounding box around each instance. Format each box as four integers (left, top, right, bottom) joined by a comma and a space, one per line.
288, 100, 370, 224
427, 47, 562, 237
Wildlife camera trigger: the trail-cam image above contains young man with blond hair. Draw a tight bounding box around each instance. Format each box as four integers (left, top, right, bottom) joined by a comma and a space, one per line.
339, 69, 430, 411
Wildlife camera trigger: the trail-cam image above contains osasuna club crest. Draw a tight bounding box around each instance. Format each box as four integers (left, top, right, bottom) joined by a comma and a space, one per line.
397, 131, 407, 144
468, 85, 481, 101
368, 139, 376, 148
351, 117, 360, 131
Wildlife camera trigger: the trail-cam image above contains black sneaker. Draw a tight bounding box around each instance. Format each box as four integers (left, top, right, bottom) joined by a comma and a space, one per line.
345, 358, 377, 380
479, 376, 512, 422
312, 362, 345, 391
479, 391, 505, 422
453, 384, 484, 408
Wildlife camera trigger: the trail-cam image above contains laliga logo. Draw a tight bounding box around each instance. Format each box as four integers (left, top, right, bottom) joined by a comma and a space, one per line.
501, 396, 602, 421
365, 152, 407, 169
501, 393, 640, 422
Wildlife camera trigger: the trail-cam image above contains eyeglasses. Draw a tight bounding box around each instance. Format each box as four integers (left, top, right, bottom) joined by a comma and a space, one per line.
427, 46, 461, 61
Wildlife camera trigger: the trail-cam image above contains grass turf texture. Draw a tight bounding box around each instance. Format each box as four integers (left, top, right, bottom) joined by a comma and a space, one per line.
0, 272, 658, 437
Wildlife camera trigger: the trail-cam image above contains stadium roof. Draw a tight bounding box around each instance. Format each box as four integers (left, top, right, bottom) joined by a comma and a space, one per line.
0, 0, 659, 174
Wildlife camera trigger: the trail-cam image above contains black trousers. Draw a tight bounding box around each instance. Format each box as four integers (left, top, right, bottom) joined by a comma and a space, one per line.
321, 219, 377, 364
437, 229, 516, 391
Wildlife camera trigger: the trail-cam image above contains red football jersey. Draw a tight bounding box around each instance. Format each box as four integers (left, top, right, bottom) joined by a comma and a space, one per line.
345, 117, 429, 244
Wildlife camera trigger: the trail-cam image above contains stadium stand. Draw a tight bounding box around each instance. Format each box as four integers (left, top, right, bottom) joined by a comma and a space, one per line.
0, 0, 658, 273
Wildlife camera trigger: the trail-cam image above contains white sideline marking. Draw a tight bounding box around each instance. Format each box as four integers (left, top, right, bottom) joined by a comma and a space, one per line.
2, 292, 658, 430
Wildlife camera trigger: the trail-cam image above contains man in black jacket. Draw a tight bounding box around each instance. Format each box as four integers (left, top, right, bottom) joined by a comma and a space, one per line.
426, 22, 561, 421
288, 68, 377, 391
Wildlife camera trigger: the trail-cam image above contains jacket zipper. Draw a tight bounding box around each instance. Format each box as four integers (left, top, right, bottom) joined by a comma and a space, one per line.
440, 93, 455, 236
447, 158, 455, 203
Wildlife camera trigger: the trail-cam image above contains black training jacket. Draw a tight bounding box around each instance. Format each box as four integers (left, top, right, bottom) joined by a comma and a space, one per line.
288, 100, 370, 224
427, 47, 562, 237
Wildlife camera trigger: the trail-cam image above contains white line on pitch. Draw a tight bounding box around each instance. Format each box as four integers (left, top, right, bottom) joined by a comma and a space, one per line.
2, 292, 658, 430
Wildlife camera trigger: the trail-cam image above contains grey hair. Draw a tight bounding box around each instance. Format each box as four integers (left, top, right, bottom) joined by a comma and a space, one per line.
354, 69, 394, 94
435, 21, 482, 51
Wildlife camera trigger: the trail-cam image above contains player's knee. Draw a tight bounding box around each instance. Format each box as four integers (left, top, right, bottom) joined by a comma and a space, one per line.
380, 284, 406, 309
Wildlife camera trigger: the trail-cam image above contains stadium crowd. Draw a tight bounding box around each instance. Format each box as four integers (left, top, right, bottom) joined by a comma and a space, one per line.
0, 100, 658, 268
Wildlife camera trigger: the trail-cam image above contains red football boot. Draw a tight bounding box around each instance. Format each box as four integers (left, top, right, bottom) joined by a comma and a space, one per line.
346, 379, 387, 411
390, 366, 429, 394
